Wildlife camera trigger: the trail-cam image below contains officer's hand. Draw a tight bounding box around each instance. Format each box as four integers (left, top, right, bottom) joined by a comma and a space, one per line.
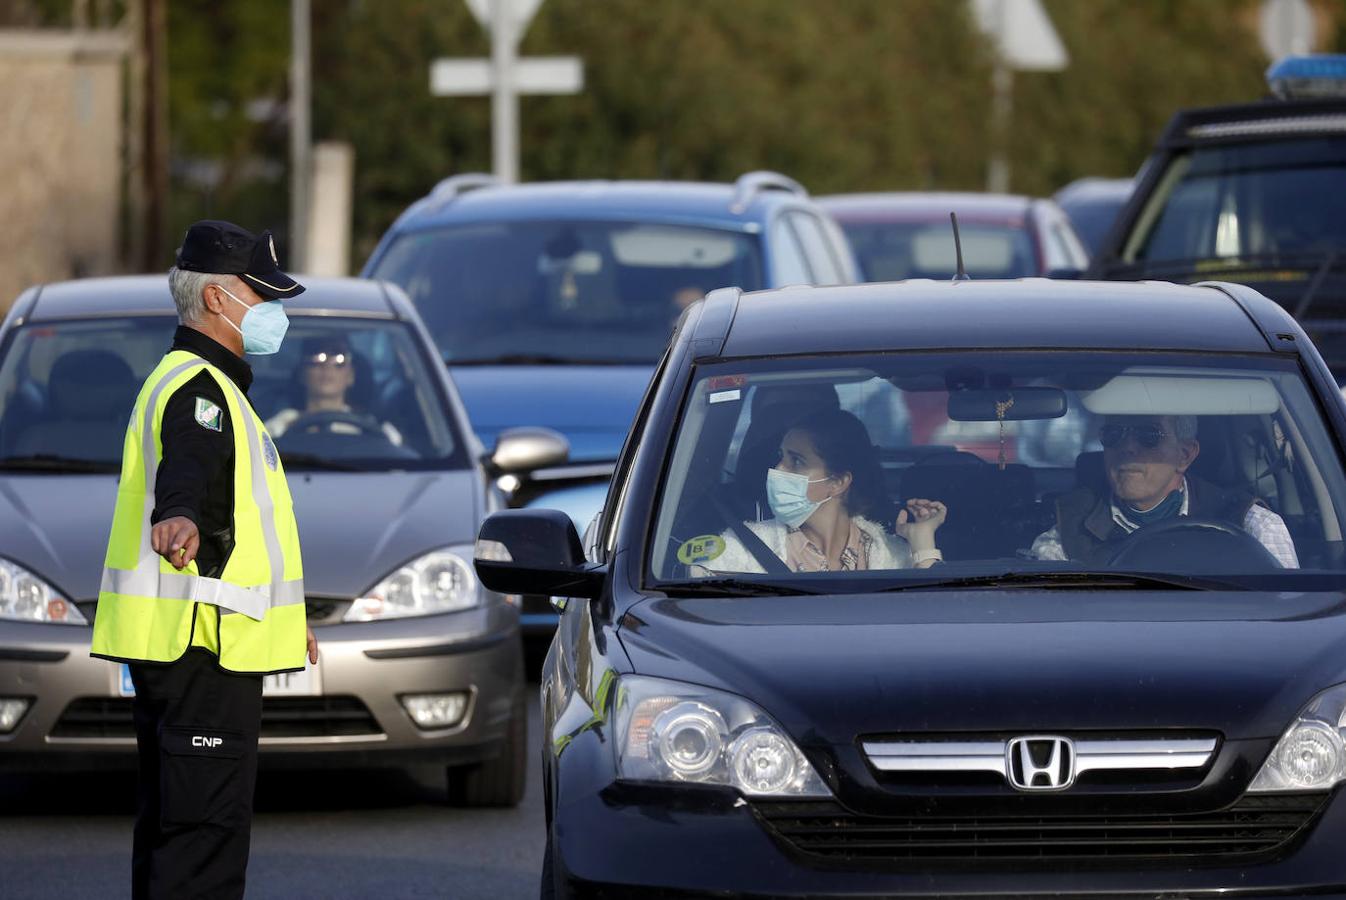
151, 516, 200, 570
306, 626, 319, 665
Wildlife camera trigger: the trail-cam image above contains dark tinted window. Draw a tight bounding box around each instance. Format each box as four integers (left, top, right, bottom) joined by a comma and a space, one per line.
841, 220, 1037, 281
371, 221, 764, 365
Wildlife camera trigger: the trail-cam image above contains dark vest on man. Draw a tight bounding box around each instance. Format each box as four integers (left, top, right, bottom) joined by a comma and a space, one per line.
1055, 476, 1256, 566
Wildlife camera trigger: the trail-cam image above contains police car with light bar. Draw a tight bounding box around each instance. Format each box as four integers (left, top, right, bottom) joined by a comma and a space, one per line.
1090, 55, 1346, 378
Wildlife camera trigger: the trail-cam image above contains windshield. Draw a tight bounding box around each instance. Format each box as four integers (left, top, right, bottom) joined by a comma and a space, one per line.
0, 316, 465, 473
649, 352, 1346, 590
1124, 138, 1346, 266
370, 220, 764, 365
839, 220, 1038, 281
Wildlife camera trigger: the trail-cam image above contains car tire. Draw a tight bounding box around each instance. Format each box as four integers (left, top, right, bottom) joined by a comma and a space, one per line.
446, 694, 526, 807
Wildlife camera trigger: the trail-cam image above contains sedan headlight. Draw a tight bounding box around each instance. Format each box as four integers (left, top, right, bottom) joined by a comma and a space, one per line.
613, 675, 830, 798
345, 546, 480, 622
0, 558, 85, 625
1250, 683, 1346, 792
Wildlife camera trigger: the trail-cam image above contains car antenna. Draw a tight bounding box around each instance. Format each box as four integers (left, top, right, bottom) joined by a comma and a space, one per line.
950, 212, 970, 282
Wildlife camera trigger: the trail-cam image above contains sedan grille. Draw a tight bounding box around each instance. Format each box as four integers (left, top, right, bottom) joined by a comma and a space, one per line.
753, 794, 1325, 862
51, 696, 382, 739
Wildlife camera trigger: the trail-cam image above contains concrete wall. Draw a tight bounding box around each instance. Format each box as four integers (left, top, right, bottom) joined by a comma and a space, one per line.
0, 30, 126, 312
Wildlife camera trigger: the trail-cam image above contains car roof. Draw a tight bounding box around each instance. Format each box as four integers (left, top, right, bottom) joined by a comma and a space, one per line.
1157, 96, 1346, 148
387, 179, 804, 234
712, 280, 1276, 359
24, 274, 400, 321
818, 192, 1035, 224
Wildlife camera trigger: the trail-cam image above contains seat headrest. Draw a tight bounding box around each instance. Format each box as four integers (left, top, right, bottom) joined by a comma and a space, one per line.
48, 350, 135, 419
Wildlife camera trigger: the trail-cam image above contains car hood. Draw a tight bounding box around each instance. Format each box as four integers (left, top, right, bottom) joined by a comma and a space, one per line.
0, 471, 480, 601
449, 365, 651, 464
617, 591, 1346, 744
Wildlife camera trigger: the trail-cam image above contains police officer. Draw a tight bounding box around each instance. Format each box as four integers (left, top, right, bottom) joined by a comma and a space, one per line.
91, 220, 318, 900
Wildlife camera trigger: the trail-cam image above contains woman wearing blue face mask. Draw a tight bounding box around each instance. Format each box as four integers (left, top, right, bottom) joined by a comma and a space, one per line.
705, 408, 947, 573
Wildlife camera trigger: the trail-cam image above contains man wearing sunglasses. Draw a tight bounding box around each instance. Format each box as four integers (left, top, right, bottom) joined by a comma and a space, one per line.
1030, 413, 1298, 567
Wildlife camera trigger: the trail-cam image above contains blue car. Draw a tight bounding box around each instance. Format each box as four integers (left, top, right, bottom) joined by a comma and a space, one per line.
362, 172, 857, 634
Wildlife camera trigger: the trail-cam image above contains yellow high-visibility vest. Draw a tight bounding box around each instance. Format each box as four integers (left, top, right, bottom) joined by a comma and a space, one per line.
91, 350, 306, 675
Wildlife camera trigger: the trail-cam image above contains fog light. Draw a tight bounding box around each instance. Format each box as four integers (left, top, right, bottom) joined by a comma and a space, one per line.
401, 693, 468, 730
0, 698, 29, 733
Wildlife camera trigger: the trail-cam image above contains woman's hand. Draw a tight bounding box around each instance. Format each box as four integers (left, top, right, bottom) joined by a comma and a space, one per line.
895, 498, 947, 551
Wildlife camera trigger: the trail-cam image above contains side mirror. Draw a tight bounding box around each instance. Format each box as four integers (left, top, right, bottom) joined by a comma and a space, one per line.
474, 508, 605, 599
486, 426, 569, 476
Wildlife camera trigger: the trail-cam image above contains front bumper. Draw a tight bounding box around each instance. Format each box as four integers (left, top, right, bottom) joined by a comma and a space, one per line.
0, 602, 523, 771
549, 728, 1346, 898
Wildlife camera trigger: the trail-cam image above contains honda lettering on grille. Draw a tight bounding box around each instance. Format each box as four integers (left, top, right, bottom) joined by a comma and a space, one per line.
1005, 736, 1075, 791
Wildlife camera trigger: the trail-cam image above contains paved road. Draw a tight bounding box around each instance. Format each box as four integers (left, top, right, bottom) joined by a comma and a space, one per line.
0, 689, 545, 900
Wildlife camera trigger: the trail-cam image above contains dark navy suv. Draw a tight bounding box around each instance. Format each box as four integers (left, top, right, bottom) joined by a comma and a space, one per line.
363, 172, 856, 633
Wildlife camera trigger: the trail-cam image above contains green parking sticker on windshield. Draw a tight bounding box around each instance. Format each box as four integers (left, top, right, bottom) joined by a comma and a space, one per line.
677, 534, 726, 566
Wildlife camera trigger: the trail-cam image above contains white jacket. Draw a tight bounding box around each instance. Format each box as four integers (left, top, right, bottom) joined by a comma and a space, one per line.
702, 516, 913, 574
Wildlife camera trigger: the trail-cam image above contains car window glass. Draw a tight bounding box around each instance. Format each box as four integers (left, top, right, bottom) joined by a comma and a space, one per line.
841, 221, 1038, 281
370, 221, 764, 365
788, 213, 844, 285
1126, 138, 1346, 265
648, 352, 1346, 586
769, 216, 812, 285
0, 316, 466, 472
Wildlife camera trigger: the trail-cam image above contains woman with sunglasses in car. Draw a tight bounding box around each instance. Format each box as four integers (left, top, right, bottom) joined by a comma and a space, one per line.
1031, 414, 1298, 567
702, 408, 948, 574
266, 336, 403, 445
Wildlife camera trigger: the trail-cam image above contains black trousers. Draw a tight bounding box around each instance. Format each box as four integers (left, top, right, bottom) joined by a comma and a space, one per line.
129, 648, 263, 900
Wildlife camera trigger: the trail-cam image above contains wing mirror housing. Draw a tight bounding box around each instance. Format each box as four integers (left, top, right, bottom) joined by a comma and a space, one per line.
485, 427, 569, 477
473, 509, 605, 599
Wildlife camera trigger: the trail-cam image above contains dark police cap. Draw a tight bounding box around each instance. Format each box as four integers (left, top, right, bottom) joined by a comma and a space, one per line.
175, 220, 305, 300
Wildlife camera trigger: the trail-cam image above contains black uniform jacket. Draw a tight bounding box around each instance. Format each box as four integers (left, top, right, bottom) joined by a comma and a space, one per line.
149, 328, 254, 579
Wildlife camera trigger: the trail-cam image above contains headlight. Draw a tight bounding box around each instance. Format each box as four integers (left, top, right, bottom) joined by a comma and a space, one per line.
345, 546, 480, 622
1250, 683, 1346, 792
613, 675, 830, 798
0, 558, 85, 625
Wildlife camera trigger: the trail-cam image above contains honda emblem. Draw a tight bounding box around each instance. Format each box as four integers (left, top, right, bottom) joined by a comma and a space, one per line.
1005, 736, 1075, 791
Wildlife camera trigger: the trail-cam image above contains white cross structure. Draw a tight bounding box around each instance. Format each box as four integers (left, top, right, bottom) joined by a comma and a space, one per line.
430, 0, 584, 184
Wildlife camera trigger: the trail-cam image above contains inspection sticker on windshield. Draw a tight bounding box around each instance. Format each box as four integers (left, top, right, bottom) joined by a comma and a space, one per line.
709, 389, 741, 404
678, 534, 726, 565
194, 397, 222, 432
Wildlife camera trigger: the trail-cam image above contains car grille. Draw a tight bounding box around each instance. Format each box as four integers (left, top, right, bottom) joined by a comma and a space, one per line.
50, 696, 382, 739
753, 794, 1325, 863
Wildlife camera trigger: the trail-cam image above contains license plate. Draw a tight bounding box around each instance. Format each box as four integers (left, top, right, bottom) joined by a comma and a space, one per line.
118, 661, 319, 697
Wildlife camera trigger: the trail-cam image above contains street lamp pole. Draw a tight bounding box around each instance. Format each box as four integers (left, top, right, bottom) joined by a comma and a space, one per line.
291, 0, 311, 270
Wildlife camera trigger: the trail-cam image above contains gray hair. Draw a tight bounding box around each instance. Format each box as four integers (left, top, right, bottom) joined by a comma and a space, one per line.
168, 267, 233, 326
1170, 414, 1198, 443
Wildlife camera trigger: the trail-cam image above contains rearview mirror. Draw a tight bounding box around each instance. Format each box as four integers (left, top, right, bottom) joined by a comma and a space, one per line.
947, 387, 1067, 422
474, 509, 604, 599
487, 427, 569, 476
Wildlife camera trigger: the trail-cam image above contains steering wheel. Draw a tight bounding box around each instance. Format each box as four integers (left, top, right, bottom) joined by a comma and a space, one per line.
285, 410, 387, 439
1105, 517, 1282, 570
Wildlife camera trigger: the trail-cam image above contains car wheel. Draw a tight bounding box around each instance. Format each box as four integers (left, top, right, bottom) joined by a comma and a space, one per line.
446, 693, 526, 807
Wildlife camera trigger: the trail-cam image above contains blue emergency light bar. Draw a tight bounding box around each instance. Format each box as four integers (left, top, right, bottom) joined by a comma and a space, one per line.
1267, 55, 1346, 100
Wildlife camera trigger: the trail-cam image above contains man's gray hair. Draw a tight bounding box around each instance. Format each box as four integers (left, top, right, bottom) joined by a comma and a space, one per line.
1170, 414, 1199, 443
168, 267, 231, 326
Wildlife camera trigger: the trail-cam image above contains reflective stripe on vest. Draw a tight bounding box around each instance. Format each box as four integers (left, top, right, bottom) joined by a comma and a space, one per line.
92, 351, 305, 673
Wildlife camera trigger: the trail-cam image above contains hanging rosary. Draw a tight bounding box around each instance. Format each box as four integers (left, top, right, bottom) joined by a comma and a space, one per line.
994, 394, 1015, 471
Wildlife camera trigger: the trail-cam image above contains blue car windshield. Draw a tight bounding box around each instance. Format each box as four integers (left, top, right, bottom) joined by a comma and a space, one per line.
369, 220, 764, 365
1125, 137, 1346, 266
0, 316, 466, 472
649, 351, 1346, 589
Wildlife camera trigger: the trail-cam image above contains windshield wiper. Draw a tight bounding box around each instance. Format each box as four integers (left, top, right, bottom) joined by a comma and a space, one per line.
448, 353, 643, 366
877, 570, 1242, 593
0, 454, 119, 474
658, 577, 821, 598
278, 453, 362, 472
